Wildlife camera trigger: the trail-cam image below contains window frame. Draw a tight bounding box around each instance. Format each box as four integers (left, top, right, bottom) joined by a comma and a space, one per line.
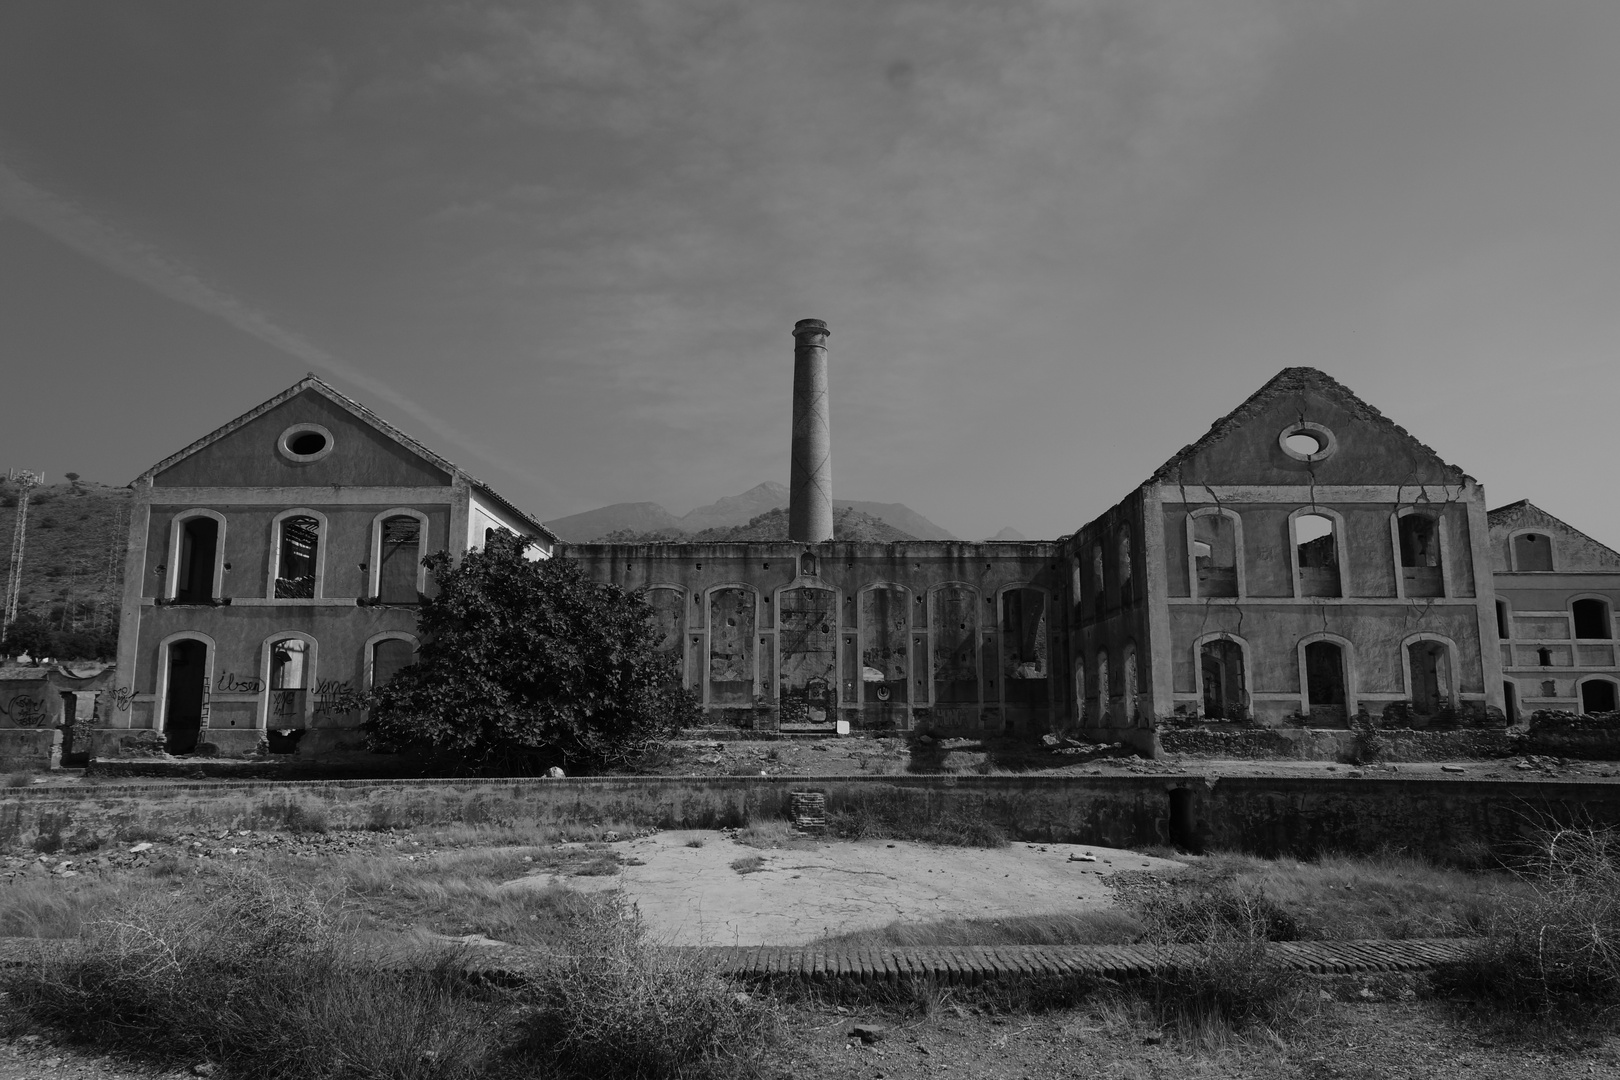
364, 630, 420, 696
164, 509, 227, 601
1571, 596, 1614, 641
1390, 507, 1450, 599
995, 583, 1050, 708
368, 508, 430, 602
1288, 506, 1350, 599
1296, 631, 1357, 717
278, 423, 335, 464
1193, 632, 1251, 721
259, 630, 319, 730
1185, 507, 1245, 600
1507, 529, 1557, 573
1400, 632, 1461, 713
266, 507, 329, 601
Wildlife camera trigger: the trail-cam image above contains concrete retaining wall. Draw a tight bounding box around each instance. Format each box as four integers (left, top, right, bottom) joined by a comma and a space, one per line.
6, 773, 1619, 862
0, 729, 61, 771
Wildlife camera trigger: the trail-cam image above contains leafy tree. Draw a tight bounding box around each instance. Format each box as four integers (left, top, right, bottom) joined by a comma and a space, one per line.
366, 530, 697, 773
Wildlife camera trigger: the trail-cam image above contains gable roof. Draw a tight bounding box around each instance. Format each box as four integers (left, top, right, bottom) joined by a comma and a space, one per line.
1488, 499, 1620, 566
134, 375, 556, 542
1146, 366, 1473, 486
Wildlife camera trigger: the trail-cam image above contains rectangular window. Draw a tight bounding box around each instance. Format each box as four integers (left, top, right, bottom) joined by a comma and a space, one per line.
377, 516, 422, 603
275, 516, 319, 599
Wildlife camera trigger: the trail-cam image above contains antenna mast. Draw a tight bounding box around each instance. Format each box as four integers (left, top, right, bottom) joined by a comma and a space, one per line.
3, 469, 43, 642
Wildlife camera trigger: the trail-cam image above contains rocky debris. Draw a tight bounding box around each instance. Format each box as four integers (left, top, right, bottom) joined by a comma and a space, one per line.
850, 1024, 887, 1045
0, 828, 421, 881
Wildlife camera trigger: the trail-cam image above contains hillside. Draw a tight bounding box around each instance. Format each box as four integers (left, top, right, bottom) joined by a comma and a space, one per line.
545, 482, 956, 541
600, 505, 917, 544
0, 477, 131, 659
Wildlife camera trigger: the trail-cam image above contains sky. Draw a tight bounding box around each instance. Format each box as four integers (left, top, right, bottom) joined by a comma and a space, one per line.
1, 0, 1618, 543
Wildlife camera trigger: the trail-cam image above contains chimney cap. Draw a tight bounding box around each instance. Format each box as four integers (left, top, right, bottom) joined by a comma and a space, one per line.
792, 318, 830, 338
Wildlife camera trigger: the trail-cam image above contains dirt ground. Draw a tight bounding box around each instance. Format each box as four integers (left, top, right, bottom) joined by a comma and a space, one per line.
504, 831, 1180, 945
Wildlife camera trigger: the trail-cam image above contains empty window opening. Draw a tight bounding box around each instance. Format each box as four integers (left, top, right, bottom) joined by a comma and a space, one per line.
287, 430, 327, 456
1093, 545, 1104, 597
1537, 647, 1554, 666
267, 638, 309, 750
377, 515, 423, 604
1095, 653, 1109, 724
1168, 788, 1200, 852
372, 638, 415, 690
1304, 640, 1347, 722
1514, 533, 1553, 572
1284, 432, 1324, 457
1407, 640, 1452, 715
1496, 601, 1511, 639
1122, 645, 1139, 726
1295, 514, 1340, 597
163, 639, 207, 755
275, 515, 320, 599
175, 516, 219, 602
1503, 681, 1518, 725
1398, 514, 1443, 597
1001, 588, 1048, 706
1119, 531, 1133, 595
1200, 639, 1247, 720
1581, 680, 1618, 715
1573, 599, 1612, 640
1193, 514, 1238, 597
800, 553, 817, 577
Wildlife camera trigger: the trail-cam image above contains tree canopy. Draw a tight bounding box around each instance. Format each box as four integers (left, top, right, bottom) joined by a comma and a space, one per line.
366, 531, 696, 773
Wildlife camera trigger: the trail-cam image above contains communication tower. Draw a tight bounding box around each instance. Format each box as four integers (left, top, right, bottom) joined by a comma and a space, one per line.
3, 469, 44, 642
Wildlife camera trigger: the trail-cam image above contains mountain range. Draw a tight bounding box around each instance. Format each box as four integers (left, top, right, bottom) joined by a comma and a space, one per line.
545, 482, 962, 542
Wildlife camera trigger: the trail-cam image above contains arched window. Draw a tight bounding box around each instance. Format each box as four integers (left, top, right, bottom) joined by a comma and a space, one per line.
1122, 643, 1138, 726
1303, 639, 1348, 721
1188, 509, 1240, 598
1397, 511, 1444, 597
1118, 530, 1133, 595
1199, 636, 1248, 720
1405, 637, 1455, 715
169, 511, 225, 602
1579, 678, 1618, 714
1513, 532, 1554, 572
157, 633, 214, 755
708, 586, 759, 707
374, 512, 426, 604
1095, 651, 1110, 724
1093, 545, 1105, 597
1573, 598, 1613, 640
271, 511, 324, 599
1073, 662, 1085, 724
1293, 511, 1342, 598
367, 634, 417, 691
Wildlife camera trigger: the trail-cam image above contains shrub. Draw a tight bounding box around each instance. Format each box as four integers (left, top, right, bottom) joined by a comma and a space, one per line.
522, 892, 777, 1078
1111, 869, 1300, 944
1439, 826, 1620, 1019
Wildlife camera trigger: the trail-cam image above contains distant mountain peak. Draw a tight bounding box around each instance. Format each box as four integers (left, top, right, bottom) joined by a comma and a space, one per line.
984, 526, 1026, 542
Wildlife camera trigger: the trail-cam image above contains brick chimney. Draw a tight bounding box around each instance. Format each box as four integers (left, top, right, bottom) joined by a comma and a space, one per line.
788, 319, 832, 544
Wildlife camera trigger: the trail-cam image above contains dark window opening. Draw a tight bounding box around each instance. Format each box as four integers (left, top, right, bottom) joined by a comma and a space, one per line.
1537, 647, 1554, 666
1407, 640, 1451, 715
163, 639, 207, 755
1503, 681, 1518, 725
275, 516, 319, 599
1573, 599, 1612, 640
1000, 588, 1048, 706
1193, 514, 1238, 597
1168, 788, 1200, 852
1582, 680, 1618, 714
372, 638, 415, 689
1399, 514, 1443, 597
1200, 639, 1247, 720
1304, 640, 1347, 722
174, 516, 219, 602
377, 515, 422, 604
1296, 515, 1341, 597
1093, 546, 1104, 597
1514, 533, 1553, 572
1496, 601, 1510, 640
287, 430, 328, 456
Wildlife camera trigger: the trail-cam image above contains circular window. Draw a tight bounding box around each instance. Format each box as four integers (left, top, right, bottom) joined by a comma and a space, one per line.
1278, 422, 1336, 463
279, 424, 334, 463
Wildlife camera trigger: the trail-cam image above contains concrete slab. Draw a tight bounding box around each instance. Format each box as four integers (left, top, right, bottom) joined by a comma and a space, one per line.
501, 831, 1182, 946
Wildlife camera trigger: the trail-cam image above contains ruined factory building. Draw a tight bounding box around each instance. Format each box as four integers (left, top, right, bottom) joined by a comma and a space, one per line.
17, 321, 1618, 765
99, 375, 553, 760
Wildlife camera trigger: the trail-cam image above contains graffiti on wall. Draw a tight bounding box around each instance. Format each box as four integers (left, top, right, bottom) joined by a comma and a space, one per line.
0, 694, 47, 725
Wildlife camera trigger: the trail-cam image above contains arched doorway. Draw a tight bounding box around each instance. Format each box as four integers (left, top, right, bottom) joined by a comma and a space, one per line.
163, 639, 208, 754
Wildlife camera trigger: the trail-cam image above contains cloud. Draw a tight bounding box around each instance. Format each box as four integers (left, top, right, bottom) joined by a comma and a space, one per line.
0, 153, 553, 499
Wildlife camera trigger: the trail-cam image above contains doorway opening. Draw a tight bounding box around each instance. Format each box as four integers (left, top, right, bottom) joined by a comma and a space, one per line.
163, 639, 208, 754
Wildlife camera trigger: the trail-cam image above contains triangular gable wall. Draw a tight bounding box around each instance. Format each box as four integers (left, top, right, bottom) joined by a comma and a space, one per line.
1147, 367, 1469, 490
1487, 500, 1620, 573
144, 378, 452, 489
